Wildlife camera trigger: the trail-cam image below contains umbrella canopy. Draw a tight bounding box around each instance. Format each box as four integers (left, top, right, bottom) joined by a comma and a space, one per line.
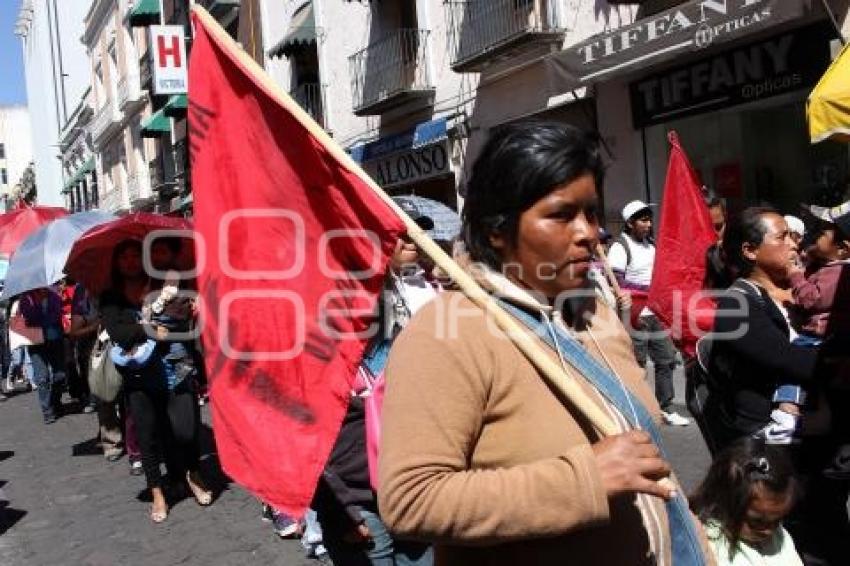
391, 195, 460, 242
808, 41, 850, 144
0, 206, 68, 256
66, 213, 194, 295
0, 211, 116, 300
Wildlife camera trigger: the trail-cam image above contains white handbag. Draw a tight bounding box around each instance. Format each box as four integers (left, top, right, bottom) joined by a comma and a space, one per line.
8, 300, 44, 349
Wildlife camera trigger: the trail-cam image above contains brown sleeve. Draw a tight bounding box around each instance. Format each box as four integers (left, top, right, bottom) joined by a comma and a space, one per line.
378, 301, 610, 544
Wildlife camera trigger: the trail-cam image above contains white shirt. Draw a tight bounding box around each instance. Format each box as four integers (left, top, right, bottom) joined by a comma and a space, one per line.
607, 233, 656, 288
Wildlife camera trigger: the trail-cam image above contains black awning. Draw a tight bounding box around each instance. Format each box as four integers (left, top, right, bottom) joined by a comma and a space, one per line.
268, 2, 317, 58
546, 0, 812, 91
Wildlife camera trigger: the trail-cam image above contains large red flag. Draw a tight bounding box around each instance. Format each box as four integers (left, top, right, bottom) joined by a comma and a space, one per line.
189, 7, 405, 516
647, 132, 717, 358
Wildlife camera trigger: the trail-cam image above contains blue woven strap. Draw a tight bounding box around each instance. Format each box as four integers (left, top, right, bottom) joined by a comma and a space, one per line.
497, 300, 706, 566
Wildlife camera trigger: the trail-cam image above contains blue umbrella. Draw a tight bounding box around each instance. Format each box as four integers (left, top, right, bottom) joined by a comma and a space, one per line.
392, 195, 461, 242
0, 211, 116, 300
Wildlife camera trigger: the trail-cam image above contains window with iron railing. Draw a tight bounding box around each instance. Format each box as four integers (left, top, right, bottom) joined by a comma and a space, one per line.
445, 0, 565, 70
349, 28, 433, 113
290, 82, 325, 128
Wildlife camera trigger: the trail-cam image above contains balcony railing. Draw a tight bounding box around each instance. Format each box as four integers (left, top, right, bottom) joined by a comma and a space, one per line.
290, 83, 326, 129
349, 29, 434, 116
446, 0, 566, 72
117, 69, 143, 110
89, 98, 123, 144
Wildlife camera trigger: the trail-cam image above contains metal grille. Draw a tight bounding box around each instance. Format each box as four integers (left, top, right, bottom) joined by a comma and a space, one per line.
349, 29, 433, 112
445, 0, 564, 67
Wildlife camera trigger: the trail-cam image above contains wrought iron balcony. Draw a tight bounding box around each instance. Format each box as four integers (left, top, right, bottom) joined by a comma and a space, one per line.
117, 69, 143, 110
89, 97, 123, 146
290, 83, 326, 129
446, 0, 566, 72
349, 29, 435, 116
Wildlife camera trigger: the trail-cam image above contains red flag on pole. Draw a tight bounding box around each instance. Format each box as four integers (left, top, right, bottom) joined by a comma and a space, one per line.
189, 7, 405, 516
647, 132, 717, 358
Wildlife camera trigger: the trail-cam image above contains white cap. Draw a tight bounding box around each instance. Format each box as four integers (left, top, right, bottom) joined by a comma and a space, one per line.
784, 215, 805, 237
622, 200, 651, 222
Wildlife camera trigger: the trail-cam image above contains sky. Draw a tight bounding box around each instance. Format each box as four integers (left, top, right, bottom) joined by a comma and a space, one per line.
0, 1, 27, 106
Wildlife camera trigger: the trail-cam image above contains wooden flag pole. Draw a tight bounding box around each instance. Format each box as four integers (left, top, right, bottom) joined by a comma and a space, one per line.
190, 6, 619, 439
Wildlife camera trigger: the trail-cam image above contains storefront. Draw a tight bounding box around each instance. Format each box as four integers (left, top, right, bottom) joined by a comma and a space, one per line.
349, 118, 458, 209
547, 0, 845, 225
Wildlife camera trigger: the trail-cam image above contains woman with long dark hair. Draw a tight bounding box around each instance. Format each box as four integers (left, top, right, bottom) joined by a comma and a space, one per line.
99, 239, 211, 523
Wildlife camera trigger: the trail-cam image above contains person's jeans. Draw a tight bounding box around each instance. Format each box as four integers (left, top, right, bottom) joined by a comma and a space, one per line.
320, 508, 433, 566
29, 340, 66, 420
7, 346, 34, 387
631, 314, 679, 411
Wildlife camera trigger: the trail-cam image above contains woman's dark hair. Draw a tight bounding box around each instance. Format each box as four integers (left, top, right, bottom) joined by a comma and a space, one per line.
720, 206, 779, 278
462, 121, 605, 270
110, 239, 144, 290
690, 437, 797, 560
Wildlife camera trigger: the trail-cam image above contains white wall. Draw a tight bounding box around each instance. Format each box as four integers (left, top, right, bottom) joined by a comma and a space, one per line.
0, 107, 34, 195
18, 0, 92, 207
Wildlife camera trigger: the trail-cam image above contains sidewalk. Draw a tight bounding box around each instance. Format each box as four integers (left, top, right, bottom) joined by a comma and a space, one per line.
0, 390, 313, 566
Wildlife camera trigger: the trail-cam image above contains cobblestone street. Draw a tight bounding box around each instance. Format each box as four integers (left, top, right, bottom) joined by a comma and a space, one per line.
0, 390, 313, 566
0, 366, 711, 566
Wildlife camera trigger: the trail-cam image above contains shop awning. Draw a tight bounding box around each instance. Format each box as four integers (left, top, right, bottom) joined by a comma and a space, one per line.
268, 2, 317, 58
128, 0, 160, 27
163, 94, 188, 117
808, 42, 850, 144
141, 109, 171, 138
546, 0, 810, 91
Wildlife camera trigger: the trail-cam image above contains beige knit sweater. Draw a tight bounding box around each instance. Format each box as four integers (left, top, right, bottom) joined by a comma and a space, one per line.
378, 271, 711, 565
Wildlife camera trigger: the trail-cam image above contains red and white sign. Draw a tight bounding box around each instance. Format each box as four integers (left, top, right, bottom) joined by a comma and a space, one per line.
150, 25, 188, 96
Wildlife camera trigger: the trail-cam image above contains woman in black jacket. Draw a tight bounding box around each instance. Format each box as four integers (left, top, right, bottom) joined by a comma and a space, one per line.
100, 239, 211, 523
705, 207, 819, 450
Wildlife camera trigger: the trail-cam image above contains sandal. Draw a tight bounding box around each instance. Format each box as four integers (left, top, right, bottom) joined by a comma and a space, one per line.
150, 503, 168, 523
186, 471, 212, 506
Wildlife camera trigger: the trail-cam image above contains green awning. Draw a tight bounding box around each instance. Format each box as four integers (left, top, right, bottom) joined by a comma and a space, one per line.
63, 157, 95, 190
163, 94, 188, 118
141, 108, 171, 138
268, 2, 316, 58
129, 0, 160, 27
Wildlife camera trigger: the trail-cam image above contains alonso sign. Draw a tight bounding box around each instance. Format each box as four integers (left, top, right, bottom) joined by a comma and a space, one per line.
629, 23, 833, 127
546, 0, 809, 87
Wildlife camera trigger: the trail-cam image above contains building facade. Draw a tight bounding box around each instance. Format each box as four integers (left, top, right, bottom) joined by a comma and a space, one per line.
0, 106, 33, 210
261, 0, 850, 229
261, 0, 638, 215
59, 88, 98, 212
15, 0, 92, 208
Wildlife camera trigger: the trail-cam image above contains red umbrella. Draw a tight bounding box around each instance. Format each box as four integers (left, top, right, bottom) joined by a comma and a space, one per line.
66, 212, 194, 295
0, 206, 67, 257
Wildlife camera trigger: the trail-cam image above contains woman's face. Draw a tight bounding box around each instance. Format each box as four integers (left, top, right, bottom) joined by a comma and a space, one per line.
746, 213, 798, 283
740, 483, 794, 547
493, 173, 599, 299
116, 246, 144, 279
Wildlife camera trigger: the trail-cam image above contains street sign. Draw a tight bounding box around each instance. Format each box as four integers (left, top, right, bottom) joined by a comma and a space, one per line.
149, 25, 188, 96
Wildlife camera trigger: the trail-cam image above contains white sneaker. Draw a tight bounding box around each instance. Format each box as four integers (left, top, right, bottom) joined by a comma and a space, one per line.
662, 411, 691, 426
755, 409, 798, 445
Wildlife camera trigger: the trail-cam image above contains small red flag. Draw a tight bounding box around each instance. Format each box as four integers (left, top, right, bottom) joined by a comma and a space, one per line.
647, 132, 717, 357
189, 8, 405, 516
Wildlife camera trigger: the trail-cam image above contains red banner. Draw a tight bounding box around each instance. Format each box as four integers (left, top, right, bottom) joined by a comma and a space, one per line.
648, 132, 717, 357
189, 9, 405, 516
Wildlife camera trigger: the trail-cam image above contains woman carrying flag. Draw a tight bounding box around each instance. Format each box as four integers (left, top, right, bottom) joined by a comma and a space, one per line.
377, 122, 710, 565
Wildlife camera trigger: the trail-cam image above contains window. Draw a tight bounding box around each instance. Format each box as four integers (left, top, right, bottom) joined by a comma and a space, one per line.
1, 168, 7, 185
0, 143, 5, 159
